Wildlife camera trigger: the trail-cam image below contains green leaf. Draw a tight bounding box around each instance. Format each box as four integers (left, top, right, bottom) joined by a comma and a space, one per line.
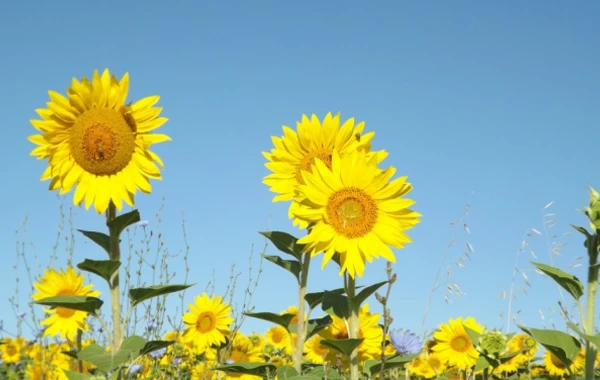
259, 231, 304, 260
320, 338, 364, 358
288, 315, 333, 340
108, 368, 122, 380
473, 354, 497, 372
463, 325, 483, 347
321, 291, 350, 319
108, 209, 141, 237
243, 312, 296, 330
215, 362, 277, 377
262, 255, 301, 282
307, 366, 340, 379
77, 259, 121, 284
567, 322, 600, 350
33, 295, 103, 315
78, 230, 110, 255
61, 350, 79, 360
129, 284, 194, 307
285, 376, 322, 380
354, 281, 388, 307
519, 326, 581, 368
78, 336, 146, 373
530, 262, 584, 300
138, 340, 176, 356
63, 371, 93, 380
365, 353, 420, 375
305, 287, 347, 310
276, 365, 299, 379
571, 224, 592, 239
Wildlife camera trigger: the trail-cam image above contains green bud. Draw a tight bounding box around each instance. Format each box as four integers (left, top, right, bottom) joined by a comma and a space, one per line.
478, 329, 508, 359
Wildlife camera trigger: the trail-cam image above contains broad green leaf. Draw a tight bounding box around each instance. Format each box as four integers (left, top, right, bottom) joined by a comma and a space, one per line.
567, 322, 600, 350
259, 231, 304, 260
33, 295, 103, 315
365, 353, 420, 375
108, 369, 122, 380
321, 291, 350, 319
129, 284, 194, 307
519, 326, 580, 368
262, 254, 301, 282
320, 338, 363, 358
61, 350, 79, 359
215, 362, 277, 377
63, 371, 93, 380
305, 287, 346, 309
78, 230, 110, 255
286, 376, 322, 380
108, 209, 141, 237
354, 281, 388, 307
530, 262, 584, 300
276, 365, 299, 379
77, 259, 121, 284
138, 340, 176, 356
463, 325, 483, 347
243, 312, 296, 330
473, 354, 497, 372
288, 315, 333, 339
78, 336, 146, 373
571, 224, 592, 239
307, 366, 340, 379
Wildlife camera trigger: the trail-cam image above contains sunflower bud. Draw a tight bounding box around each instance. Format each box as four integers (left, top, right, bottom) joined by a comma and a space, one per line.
478, 330, 509, 359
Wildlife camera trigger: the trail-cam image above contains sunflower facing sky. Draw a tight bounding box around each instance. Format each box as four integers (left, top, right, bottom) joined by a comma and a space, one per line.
432, 317, 483, 370
291, 149, 421, 278
182, 293, 234, 354
29, 69, 170, 214
31, 267, 100, 340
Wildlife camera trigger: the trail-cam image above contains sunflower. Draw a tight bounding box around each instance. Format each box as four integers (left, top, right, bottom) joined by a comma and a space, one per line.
419, 353, 447, 379
266, 325, 292, 353
292, 149, 420, 278
212, 332, 264, 380
511, 333, 538, 363
28, 69, 169, 214
432, 317, 483, 370
31, 267, 100, 340
543, 348, 585, 377
182, 293, 234, 353
1, 337, 26, 364
304, 335, 330, 364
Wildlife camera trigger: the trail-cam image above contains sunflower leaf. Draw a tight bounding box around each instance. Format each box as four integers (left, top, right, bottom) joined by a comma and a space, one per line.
215, 363, 277, 377
566, 322, 600, 351
77, 336, 146, 373
243, 312, 296, 330
138, 340, 176, 357
129, 284, 194, 307
287, 315, 333, 339
463, 325, 483, 347
77, 259, 121, 285
259, 231, 304, 260
285, 376, 322, 380
354, 281, 388, 307
78, 230, 110, 255
63, 371, 93, 380
530, 262, 584, 300
33, 295, 103, 315
320, 338, 364, 359
473, 354, 497, 372
321, 291, 350, 319
108, 209, 141, 238
276, 365, 299, 379
306, 366, 341, 379
365, 353, 420, 375
262, 254, 301, 282
518, 326, 580, 368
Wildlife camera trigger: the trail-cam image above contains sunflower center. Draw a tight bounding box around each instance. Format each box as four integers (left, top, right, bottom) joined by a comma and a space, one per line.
326, 187, 378, 238
550, 353, 566, 368
450, 334, 471, 353
6, 344, 16, 356
56, 289, 77, 318
230, 349, 249, 363
195, 312, 216, 333
271, 330, 285, 343
296, 149, 332, 184
429, 357, 441, 370
70, 108, 135, 175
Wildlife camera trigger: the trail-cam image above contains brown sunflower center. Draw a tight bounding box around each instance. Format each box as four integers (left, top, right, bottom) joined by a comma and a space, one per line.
6, 344, 16, 356
296, 149, 333, 184
326, 187, 378, 238
550, 353, 566, 368
271, 329, 285, 344
429, 357, 442, 370
230, 349, 249, 363
450, 334, 471, 353
56, 289, 77, 318
195, 312, 216, 333
70, 108, 136, 175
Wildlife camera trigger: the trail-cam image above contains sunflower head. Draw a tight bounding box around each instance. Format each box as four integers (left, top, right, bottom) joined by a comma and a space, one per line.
29, 69, 170, 214
432, 316, 483, 370
182, 293, 234, 354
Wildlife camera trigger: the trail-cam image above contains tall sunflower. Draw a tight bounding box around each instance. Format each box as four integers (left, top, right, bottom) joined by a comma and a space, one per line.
31, 267, 100, 340
29, 69, 169, 214
292, 149, 420, 278
182, 293, 234, 353
432, 317, 483, 370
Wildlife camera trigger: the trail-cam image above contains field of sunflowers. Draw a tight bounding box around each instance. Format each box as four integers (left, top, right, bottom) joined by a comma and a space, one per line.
4, 67, 599, 380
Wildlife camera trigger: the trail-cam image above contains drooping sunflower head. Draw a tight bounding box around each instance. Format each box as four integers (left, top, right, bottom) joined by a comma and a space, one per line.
182, 293, 234, 353
29, 69, 170, 214
31, 267, 100, 340
293, 149, 421, 278
432, 316, 483, 370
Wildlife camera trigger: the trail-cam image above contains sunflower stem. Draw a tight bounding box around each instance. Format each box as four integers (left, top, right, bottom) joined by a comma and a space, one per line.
294, 251, 311, 373
76, 328, 83, 373
345, 273, 360, 380
584, 233, 599, 380
106, 203, 123, 352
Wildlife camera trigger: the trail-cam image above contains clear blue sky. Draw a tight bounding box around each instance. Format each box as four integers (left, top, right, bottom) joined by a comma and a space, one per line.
1, 1, 599, 341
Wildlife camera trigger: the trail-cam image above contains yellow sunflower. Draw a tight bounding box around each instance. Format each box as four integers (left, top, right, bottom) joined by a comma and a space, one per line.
1, 337, 26, 364
419, 353, 447, 379
432, 317, 483, 370
304, 335, 330, 364
292, 149, 420, 278
543, 347, 584, 377
31, 267, 100, 340
266, 325, 292, 353
212, 332, 264, 380
511, 333, 538, 363
28, 68, 169, 214
182, 293, 234, 353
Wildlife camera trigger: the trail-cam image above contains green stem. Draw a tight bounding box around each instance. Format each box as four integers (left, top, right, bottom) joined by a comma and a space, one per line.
345, 273, 360, 380
107, 203, 123, 351
294, 251, 311, 373
585, 236, 599, 380
76, 328, 83, 373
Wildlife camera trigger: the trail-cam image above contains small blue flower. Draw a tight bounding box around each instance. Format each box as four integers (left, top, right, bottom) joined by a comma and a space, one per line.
128, 363, 142, 374
172, 357, 183, 365
149, 347, 167, 359
389, 329, 422, 355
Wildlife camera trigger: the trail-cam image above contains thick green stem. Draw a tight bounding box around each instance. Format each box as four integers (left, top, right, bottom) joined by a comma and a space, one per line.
584, 236, 598, 380
294, 252, 311, 373
107, 203, 123, 351
345, 274, 360, 380
76, 329, 83, 373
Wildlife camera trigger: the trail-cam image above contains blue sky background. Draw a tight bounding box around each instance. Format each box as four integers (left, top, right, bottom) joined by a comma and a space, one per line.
1, 1, 599, 343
